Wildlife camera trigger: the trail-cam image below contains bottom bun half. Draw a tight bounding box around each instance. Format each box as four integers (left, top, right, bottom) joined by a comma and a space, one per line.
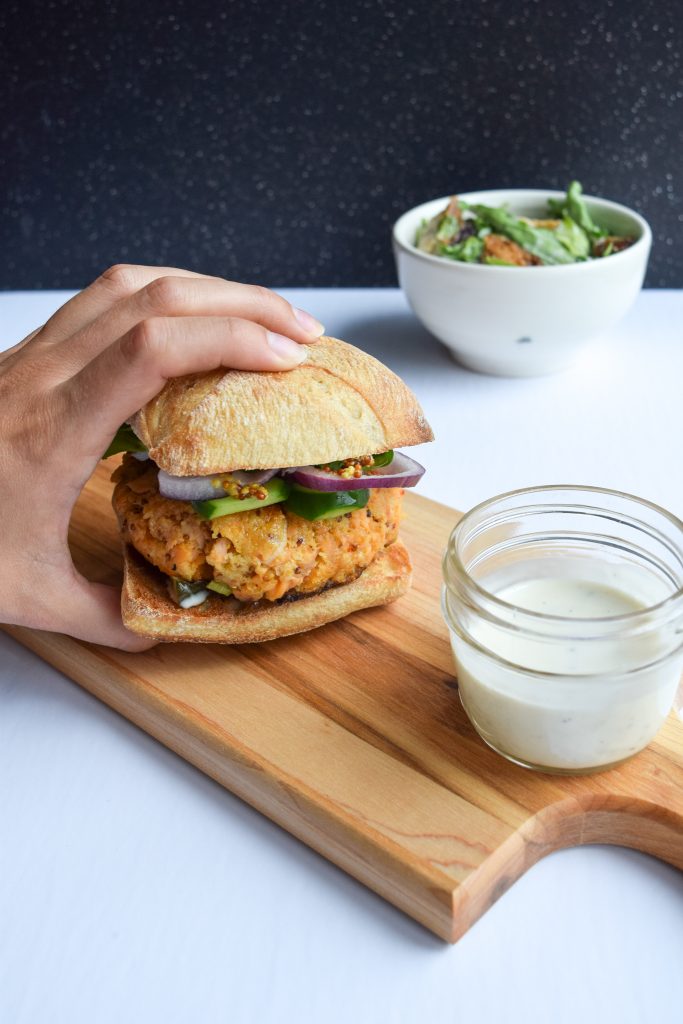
120, 541, 412, 644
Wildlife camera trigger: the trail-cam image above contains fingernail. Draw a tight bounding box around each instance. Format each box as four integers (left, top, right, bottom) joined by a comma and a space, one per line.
267, 332, 308, 365
293, 307, 325, 337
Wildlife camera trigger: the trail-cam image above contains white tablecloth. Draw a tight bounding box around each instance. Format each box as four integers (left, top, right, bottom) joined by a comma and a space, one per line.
2, 288, 682, 1024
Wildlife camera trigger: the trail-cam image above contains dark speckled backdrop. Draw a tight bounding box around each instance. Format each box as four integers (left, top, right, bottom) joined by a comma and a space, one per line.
1, 0, 681, 288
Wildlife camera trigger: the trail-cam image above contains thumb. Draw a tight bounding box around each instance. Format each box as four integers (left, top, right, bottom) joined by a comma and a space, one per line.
57, 574, 158, 651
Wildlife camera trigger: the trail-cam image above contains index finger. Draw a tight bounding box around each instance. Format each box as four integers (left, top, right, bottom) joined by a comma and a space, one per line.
48, 276, 324, 378
58, 315, 316, 463
36, 264, 217, 345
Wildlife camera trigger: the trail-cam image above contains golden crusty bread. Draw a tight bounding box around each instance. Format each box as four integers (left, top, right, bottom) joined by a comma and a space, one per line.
129, 336, 433, 475
120, 540, 411, 643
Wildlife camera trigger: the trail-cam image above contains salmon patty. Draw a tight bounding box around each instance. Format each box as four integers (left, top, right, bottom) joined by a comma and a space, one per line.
112, 455, 403, 603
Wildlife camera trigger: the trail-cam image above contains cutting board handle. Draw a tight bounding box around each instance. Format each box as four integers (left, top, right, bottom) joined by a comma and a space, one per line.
524, 793, 683, 872
454, 790, 683, 942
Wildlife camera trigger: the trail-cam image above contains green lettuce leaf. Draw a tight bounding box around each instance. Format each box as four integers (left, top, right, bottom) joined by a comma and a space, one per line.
438, 234, 484, 263
548, 181, 605, 240
555, 215, 590, 259
470, 205, 575, 265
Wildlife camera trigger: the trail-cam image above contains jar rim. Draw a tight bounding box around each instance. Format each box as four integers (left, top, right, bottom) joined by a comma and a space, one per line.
446, 483, 683, 627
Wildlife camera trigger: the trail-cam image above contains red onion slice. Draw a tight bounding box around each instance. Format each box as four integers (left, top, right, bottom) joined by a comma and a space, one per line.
158, 468, 277, 501
286, 452, 425, 491
231, 469, 278, 486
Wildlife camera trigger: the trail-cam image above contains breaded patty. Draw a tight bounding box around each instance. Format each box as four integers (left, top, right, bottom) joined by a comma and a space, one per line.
112, 455, 403, 603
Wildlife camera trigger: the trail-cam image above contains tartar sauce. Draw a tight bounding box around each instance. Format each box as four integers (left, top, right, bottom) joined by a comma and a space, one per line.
454, 577, 678, 772
442, 485, 683, 774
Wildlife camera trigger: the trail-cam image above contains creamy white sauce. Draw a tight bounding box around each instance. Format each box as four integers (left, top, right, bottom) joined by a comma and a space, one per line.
451, 576, 682, 771
179, 590, 209, 609
501, 578, 643, 617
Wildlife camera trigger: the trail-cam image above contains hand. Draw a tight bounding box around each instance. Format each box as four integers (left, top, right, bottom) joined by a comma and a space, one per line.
0, 265, 324, 650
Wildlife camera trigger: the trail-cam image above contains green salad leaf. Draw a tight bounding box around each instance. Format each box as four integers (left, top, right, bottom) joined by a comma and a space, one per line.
413, 181, 631, 266
565, 180, 604, 238
438, 235, 484, 262
471, 205, 575, 265
436, 214, 460, 243
555, 215, 590, 259
548, 181, 605, 240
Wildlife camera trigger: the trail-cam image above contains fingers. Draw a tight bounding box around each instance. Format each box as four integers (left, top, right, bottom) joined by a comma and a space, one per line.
0, 326, 44, 364
5, 557, 156, 651
50, 276, 325, 376
59, 315, 315, 456
3, 266, 328, 651
67, 579, 158, 651
60, 576, 158, 651
35, 264, 215, 347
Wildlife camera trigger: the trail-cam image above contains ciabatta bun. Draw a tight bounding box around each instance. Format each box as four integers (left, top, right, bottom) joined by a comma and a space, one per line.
120, 540, 412, 643
129, 336, 433, 476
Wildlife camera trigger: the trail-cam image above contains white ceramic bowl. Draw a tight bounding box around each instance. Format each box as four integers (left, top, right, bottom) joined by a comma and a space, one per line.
392, 189, 652, 376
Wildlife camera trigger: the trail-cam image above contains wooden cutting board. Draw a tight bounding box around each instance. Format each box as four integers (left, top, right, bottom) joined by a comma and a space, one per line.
4, 461, 683, 942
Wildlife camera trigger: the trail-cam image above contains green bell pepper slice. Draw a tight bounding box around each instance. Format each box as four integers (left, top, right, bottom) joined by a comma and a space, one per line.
370, 450, 394, 468
314, 450, 394, 472
284, 484, 370, 521
103, 423, 147, 459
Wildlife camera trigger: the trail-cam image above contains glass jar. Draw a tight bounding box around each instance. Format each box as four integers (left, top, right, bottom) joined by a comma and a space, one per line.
441, 486, 683, 774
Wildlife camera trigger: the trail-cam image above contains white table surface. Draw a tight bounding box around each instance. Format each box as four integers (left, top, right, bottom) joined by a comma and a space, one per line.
1, 288, 682, 1024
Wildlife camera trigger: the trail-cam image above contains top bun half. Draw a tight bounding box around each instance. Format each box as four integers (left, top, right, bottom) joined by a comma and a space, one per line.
129, 336, 434, 475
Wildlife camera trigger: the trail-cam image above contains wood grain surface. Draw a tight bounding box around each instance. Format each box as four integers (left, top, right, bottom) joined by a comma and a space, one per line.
4, 461, 683, 942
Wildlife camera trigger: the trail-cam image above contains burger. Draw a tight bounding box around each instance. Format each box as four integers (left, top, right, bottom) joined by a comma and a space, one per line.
106, 335, 433, 643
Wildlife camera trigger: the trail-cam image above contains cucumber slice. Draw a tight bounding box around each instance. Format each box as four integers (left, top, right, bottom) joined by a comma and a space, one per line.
284, 484, 370, 521
193, 477, 291, 520
207, 580, 232, 597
